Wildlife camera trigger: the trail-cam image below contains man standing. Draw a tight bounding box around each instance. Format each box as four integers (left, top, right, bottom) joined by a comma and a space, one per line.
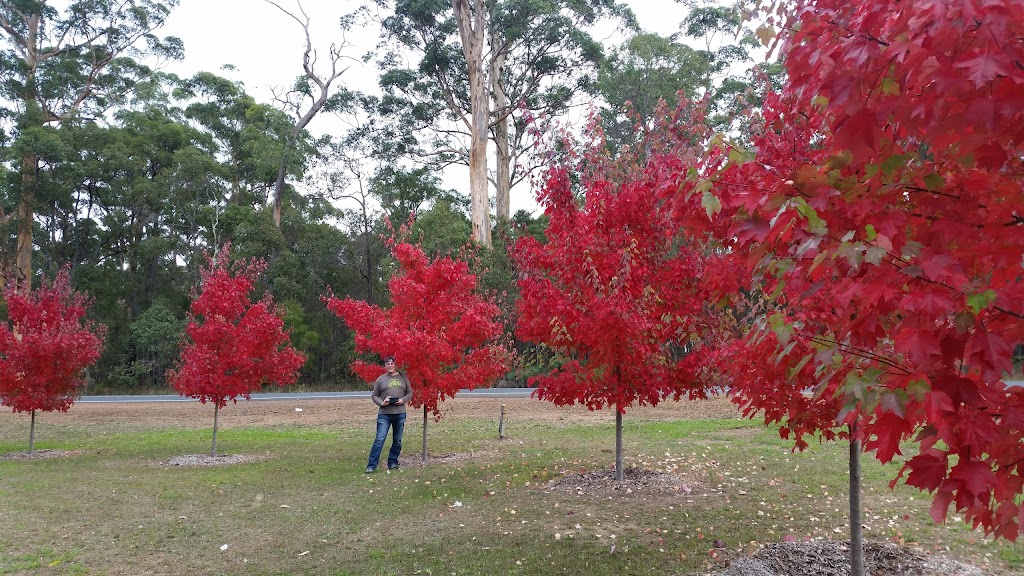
365, 356, 413, 473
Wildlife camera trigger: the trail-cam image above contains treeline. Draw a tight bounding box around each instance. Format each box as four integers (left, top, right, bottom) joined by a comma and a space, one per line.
0, 0, 766, 392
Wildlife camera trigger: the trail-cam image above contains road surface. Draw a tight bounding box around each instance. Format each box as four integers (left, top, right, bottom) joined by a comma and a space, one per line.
78, 388, 535, 403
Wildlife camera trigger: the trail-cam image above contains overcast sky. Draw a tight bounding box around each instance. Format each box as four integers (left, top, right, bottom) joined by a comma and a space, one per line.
157, 0, 693, 215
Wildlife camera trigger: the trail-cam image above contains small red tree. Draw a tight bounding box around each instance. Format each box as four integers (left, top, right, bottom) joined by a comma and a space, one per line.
168, 245, 306, 457
0, 267, 105, 456
324, 240, 510, 460
513, 105, 734, 481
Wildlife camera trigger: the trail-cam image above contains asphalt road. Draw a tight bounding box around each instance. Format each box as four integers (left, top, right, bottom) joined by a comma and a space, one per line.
78, 388, 536, 403
78, 381, 1024, 403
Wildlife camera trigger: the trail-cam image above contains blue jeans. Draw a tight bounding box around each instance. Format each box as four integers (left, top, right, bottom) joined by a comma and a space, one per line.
367, 412, 406, 469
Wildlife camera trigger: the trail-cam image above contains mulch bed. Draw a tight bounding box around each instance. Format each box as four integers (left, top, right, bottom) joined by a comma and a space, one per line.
160, 454, 265, 467
390, 452, 476, 469
713, 540, 988, 576
0, 449, 82, 460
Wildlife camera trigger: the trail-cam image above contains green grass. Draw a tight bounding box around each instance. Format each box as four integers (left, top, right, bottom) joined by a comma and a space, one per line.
1, 413, 1022, 575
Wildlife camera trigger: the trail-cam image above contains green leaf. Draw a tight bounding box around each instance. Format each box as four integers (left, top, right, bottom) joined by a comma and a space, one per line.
923, 173, 945, 191
701, 189, 722, 218
865, 246, 886, 265
880, 154, 910, 177
881, 77, 901, 96
768, 312, 794, 345
966, 289, 997, 314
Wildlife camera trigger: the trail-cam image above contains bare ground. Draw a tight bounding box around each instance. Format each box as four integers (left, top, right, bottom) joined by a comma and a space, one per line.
12, 394, 744, 429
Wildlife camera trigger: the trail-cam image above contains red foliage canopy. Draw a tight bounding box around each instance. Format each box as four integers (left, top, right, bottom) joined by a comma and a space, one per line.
169, 246, 305, 408
514, 106, 734, 413
0, 268, 106, 413
665, 0, 1024, 538
324, 241, 509, 418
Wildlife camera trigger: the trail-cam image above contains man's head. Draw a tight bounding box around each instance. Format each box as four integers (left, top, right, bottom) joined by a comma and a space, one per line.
383, 356, 397, 373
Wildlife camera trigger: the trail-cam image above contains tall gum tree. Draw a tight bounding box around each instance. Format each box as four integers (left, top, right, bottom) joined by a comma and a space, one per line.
376, 0, 635, 244
0, 0, 182, 288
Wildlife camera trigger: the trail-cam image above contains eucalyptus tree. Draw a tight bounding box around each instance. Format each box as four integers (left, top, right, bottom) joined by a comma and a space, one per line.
375, 0, 636, 245
175, 72, 294, 208
0, 0, 182, 287
597, 2, 768, 149
263, 0, 369, 230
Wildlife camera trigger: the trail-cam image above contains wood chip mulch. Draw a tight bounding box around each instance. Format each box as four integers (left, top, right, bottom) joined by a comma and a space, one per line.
713, 540, 988, 576
160, 454, 264, 467
0, 449, 82, 460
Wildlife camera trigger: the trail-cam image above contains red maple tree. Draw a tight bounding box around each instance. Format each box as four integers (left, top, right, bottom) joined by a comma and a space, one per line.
514, 105, 734, 481
324, 240, 510, 460
168, 245, 306, 456
665, 0, 1024, 539
0, 267, 105, 455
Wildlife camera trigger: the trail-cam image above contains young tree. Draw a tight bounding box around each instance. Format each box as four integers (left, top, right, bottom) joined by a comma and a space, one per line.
0, 267, 105, 455
513, 105, 731, 481
168, 245, 305, 457
324, 239, 509, 460
667, 0, 1024, 544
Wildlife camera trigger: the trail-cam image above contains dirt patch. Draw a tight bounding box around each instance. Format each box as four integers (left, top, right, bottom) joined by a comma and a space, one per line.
389, 451, 477, 469
160, 454, 265, 467
0, 395, 743, 429
545, 465, 701, 496
714, 540, 987, 576
0, 448, 82, 460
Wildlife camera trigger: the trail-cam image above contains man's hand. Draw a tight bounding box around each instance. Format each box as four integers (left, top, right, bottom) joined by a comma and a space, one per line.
394, 398, 404, 405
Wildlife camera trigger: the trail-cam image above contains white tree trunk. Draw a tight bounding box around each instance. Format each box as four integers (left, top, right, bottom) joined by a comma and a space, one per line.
453, 0, 491, 246
490, 35, 511, 223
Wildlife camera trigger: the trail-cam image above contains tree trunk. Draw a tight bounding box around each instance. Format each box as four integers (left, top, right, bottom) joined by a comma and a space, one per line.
490, 34, 511, 224
362, 199, 373, 305
272, 135, 293, 229
849, 424, 864, 576
29, 410, 36, 457
453, 0, 491, 246
212, 404, 220, 457
615, 410, 624, 481
15, 159, 36, 290
421, 405, 428, 461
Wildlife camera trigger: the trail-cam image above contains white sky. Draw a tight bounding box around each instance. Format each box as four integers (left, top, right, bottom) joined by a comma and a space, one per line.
158, 0, 693, 216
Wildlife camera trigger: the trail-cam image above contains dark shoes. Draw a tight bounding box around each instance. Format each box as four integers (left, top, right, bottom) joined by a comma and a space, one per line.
365, 464, 399, 473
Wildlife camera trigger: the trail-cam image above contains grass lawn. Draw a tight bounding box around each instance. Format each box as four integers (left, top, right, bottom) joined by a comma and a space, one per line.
0, 398, 1021, 575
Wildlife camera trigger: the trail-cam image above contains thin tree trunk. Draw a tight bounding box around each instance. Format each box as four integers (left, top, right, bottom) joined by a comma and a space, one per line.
615, 410, 623, 481
490, 34, 511, 223
362, 200, 373, 304
421, 405, 428, 461
212, 404, 220, 457
29, 410, 36, 457
849, 424, 864, 576
272, 136, 293, 229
